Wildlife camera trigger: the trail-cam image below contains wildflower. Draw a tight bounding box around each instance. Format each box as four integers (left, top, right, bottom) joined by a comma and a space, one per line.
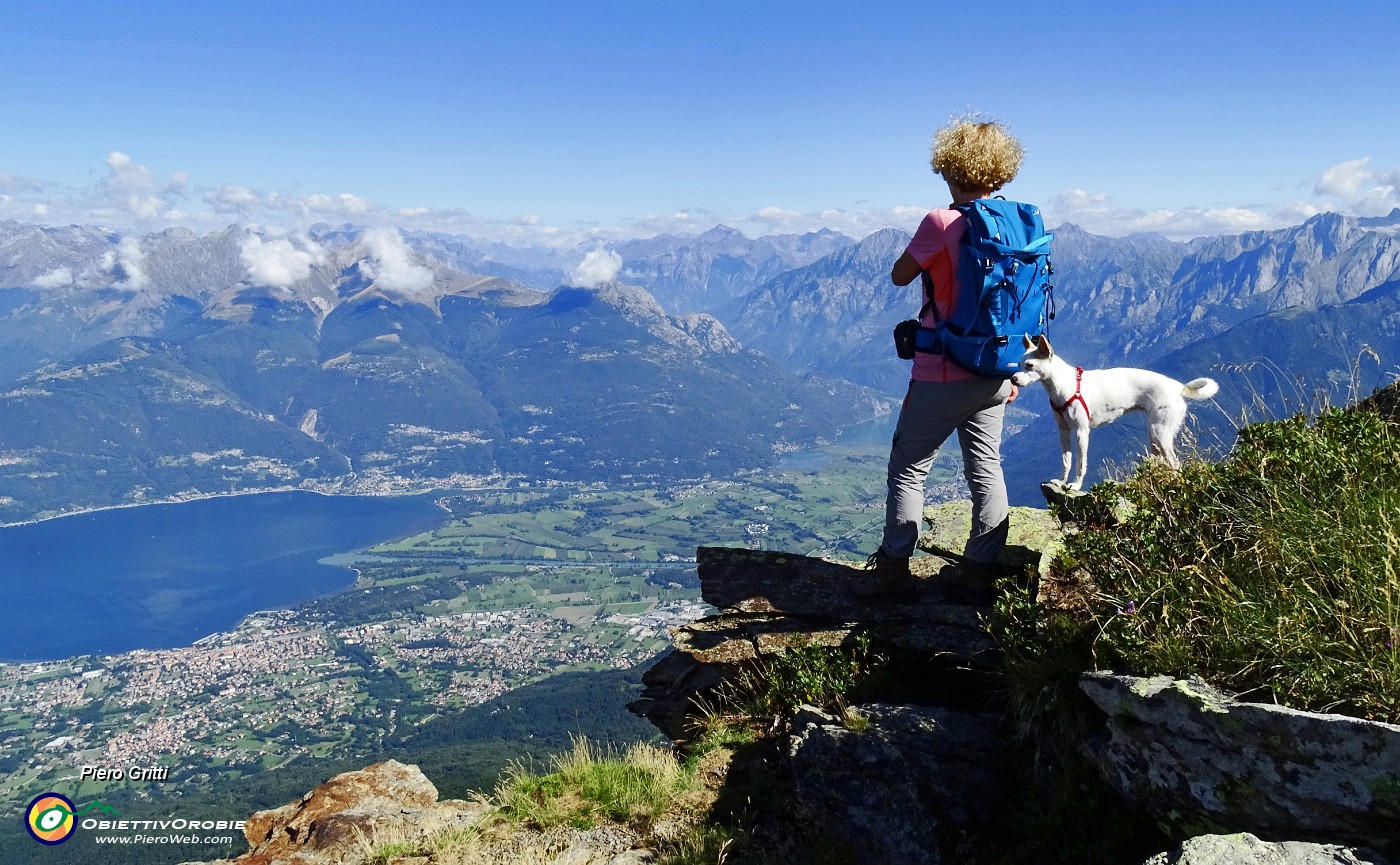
1116, 601, 1137, 616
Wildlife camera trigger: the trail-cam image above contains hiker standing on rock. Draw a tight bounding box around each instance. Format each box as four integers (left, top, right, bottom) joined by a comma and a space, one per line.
854, 117, 1029, 604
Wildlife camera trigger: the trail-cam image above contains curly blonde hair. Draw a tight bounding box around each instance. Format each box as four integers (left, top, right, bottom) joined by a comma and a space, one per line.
930, 116, 1024, 192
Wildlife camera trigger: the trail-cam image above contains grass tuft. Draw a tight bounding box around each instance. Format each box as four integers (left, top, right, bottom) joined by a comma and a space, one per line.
496, 735, 693, 831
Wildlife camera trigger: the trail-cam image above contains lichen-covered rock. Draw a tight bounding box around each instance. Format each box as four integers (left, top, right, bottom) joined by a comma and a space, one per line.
1039, 480, 1137, 528
1143, 832, 1393, 865
1081, 674, 1400, 857
786, 703, 1005, 865
918, 501, 1062, 570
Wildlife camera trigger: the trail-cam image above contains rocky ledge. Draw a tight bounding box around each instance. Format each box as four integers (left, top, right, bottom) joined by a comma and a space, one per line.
628, 503, 1057, 742
628, 501, 1399, 865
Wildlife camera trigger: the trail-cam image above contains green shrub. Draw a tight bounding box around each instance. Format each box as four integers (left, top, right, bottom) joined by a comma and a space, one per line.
733, 632, 886, 721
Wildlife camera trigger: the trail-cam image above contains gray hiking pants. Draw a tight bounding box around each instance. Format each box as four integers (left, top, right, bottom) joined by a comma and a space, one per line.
882, 377, 1012, 562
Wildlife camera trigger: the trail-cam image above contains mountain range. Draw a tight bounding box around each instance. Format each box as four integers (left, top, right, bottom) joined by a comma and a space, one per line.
4, 205, 1399, 519
0, 221, 874, 523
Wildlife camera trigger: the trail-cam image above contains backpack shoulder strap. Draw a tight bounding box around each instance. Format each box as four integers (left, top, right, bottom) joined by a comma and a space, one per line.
918, 270, 938, 324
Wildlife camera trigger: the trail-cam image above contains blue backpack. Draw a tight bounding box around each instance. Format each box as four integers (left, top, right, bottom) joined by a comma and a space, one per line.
913, 198, 1055, 377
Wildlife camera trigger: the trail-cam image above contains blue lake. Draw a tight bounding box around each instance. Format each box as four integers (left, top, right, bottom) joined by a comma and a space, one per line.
0, 491, 449, 661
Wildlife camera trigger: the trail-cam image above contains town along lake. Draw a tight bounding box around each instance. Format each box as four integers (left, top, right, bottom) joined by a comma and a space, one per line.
0, 491, 449, 660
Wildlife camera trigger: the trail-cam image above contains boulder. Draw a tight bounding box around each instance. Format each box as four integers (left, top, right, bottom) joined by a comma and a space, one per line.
786, 703, 1006, 865
1081, 674, 1400, 857
221, 760, 489, 865
1143, 832, 1393, 865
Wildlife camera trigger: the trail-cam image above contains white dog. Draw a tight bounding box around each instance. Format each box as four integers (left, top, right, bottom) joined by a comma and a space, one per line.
1010, 335, 1219, 489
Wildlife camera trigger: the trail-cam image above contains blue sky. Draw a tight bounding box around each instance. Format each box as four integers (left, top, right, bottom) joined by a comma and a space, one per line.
1, 1, 1397, 244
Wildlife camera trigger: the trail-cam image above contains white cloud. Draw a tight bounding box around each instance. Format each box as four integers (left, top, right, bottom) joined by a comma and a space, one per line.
100, 236, 150, 289
742, 204, 927, 238
630, 209, 715, 237
1043, 189, 1281, 240
1315, 158, 1371, 199
0, 172, 45, 194
1271, 200, 1330, 223
200, 187, 387, 226
1050, 189, 1110, 211
304, 193, 375, 216
205, 185, 263, 215
755, 206, 801, 221
101, 151, 184, 222
1313, 157, 1400, 216
1130, 207, 1275, 236
10, 152, 1400, 254
240, 234, 327, 288
361, 227, 435, 295
32, 267, 72, 289
569, 248, 623, 287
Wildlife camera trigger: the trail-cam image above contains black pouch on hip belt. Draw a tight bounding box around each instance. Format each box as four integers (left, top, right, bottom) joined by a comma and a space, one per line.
892, 271, 936, 360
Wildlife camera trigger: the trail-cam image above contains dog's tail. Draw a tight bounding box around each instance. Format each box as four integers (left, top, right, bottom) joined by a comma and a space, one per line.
1183, 377, 1219, 400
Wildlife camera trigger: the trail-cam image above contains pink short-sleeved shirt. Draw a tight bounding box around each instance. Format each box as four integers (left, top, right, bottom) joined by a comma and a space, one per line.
905, 208, 976, 382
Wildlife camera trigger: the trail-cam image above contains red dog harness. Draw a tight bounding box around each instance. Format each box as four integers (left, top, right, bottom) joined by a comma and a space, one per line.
1052, 366, 1091, 421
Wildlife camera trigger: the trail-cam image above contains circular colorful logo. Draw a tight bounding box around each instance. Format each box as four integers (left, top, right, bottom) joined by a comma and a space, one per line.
25, 793, 77, 845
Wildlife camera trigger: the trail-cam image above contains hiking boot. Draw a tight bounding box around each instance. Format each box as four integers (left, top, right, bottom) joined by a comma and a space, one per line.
850, 549, 918, 602
932, 560, 1014, 606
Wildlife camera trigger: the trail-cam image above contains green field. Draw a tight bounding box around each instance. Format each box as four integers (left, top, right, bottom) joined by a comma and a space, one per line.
365, 430, 960, 568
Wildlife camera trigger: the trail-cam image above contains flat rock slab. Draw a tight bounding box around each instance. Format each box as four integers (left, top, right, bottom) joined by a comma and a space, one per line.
692, 546, 997, 662
1082, 674, 1400, 857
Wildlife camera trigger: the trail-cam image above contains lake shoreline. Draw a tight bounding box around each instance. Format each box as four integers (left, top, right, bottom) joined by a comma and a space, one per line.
0, 481, 505, 529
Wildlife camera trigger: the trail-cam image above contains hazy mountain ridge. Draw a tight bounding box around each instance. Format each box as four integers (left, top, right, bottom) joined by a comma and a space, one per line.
717, 209, 1400, 380
1036, 224, 1190, 365
1114, 209, 1400, 357
388, 224, 857, 314
719, 227, 916, 392
612, 224, 856, 315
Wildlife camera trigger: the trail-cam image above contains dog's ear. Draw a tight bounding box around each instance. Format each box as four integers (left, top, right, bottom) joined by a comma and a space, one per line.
1022, 334, 1034, 349
1035, 335, 1054, 358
